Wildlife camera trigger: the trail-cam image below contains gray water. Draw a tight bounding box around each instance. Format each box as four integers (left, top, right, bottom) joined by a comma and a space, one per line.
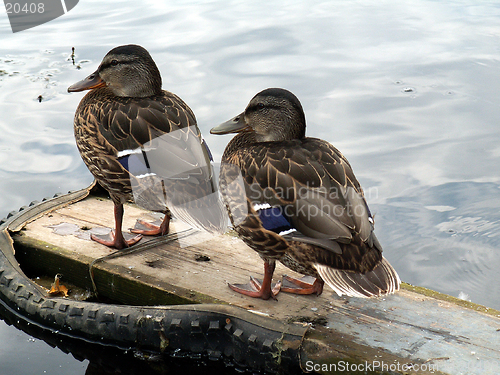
1, 0, 500, 373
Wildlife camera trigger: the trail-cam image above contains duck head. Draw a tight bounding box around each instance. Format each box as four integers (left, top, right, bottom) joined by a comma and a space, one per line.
68, 44, 162, 97
211, 88, 306, 142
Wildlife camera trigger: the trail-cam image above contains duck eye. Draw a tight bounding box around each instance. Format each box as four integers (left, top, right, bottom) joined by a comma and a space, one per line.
256, 103, 265, 110
111, 59, 119, 66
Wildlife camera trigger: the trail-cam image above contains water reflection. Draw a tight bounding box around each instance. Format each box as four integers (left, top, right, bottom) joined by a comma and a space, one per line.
375, 181, 500, 308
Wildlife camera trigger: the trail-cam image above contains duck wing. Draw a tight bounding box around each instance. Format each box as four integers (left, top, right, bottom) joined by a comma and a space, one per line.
74, 89, 197, 194
300, 138, 374, 244
82, 89, 226, 233
96, 90, 197, 152
223, 138, 374, 250
123, 125, 227, 234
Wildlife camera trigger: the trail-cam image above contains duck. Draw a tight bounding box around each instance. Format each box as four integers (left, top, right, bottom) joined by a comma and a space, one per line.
211, 88, 400, 300
68, 44, 222, 249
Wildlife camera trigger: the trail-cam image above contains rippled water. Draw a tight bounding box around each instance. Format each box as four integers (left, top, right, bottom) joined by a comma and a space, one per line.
1, 0, 500, 373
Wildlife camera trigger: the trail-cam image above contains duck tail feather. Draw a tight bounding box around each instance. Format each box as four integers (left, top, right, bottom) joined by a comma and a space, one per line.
314, 257, 400, 298
169, 194, 228, 234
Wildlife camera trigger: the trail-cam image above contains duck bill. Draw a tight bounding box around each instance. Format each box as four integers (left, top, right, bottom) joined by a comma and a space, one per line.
67, 70, 106, 92
210, 113, 251, 135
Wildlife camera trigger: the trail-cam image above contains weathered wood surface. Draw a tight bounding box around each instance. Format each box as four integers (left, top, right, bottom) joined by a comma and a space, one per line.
11, 192, 500, 375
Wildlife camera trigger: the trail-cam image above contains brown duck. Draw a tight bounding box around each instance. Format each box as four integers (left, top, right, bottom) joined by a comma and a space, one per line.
68, 44, 220, 249
211, 88, 400, 300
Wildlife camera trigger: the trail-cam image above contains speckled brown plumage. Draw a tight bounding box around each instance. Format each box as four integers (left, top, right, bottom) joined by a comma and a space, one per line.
74, 88, 197, 206
212, 88, 400, 299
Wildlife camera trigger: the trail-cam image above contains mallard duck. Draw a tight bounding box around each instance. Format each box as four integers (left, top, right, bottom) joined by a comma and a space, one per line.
68, 44, 221, 249
211, 88, 400, 300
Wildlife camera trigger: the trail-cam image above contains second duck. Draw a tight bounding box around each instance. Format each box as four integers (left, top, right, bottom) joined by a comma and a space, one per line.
211, 88, 400, 300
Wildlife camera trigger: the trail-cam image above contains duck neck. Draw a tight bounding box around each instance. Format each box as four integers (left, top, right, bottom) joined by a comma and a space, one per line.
135, 77, 162, 97
142, 64, 162, 96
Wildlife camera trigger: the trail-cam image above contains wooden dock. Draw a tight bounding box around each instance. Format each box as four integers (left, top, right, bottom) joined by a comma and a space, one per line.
7, 183, 500, 374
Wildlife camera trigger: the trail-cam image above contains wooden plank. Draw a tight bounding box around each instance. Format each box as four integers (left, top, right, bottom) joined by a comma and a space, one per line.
11, 194, 500, 375
15, 196, 321, 316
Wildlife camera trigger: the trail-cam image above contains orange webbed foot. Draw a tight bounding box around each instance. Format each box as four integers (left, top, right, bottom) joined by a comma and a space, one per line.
90, 231, 142, 250
281, 275, 324, 295
228, 277, 282, 300
130, 214, 170, 236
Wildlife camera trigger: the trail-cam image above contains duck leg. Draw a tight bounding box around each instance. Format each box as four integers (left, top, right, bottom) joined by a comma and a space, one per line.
130, 212, 171, 236
91, 203, 143, 249
228, 260, 282, 300
281, 275, 324, 295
